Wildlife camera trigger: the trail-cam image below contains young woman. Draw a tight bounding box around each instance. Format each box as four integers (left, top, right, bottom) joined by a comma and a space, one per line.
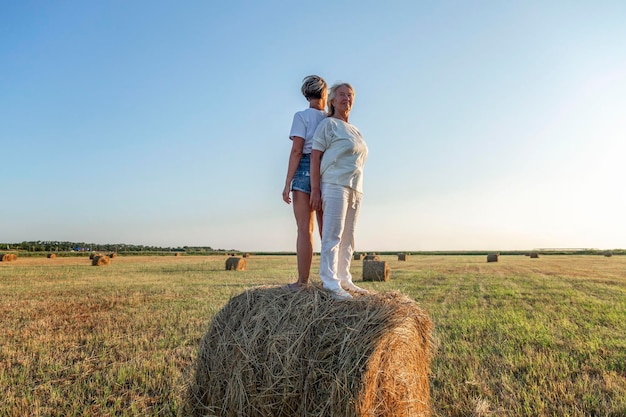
282, 75, 328, 289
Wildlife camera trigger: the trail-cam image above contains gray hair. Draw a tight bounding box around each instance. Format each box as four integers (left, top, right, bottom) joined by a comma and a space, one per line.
327, 82, 355, 117
301, 75, 327, 100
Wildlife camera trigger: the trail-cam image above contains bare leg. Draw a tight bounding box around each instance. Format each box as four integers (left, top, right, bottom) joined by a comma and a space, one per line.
290, 190, 314, 288
316, 208, 323, 240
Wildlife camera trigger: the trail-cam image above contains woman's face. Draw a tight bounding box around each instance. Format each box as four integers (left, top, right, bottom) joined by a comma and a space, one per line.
332, 85, 354, 113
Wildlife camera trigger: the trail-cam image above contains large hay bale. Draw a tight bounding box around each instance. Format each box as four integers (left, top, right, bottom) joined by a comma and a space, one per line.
364, 254, 380, 261
109, 252, 118, 258
353, 252, 364, 261
225, 257, 246, 271
47, 253, 56, 259
243, 252, 250, 258
91, 255, 111, 266
530, 252, 539, 259
185, 286, 434, 417
604, 251, 613, 257
486, 253, 499, 263
398, 253, 409, 261
363, 260, 390, 282
1, 253, 17, 262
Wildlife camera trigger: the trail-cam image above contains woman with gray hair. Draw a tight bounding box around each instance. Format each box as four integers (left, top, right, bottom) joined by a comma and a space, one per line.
310, 82, 369, 300
282, 75, 328, 290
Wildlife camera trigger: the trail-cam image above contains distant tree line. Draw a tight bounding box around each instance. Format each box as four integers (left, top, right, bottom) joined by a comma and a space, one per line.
0, 241, 233, 254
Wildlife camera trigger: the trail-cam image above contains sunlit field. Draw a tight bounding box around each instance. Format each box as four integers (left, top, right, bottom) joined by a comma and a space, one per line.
1, 254, 625, 416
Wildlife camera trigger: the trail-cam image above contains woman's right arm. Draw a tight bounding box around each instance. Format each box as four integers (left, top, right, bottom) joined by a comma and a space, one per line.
309, 149, 323, 211
282, 137, 305, 204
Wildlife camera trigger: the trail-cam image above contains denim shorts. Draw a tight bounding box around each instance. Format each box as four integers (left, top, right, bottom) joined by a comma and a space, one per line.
291, 153, 311, 193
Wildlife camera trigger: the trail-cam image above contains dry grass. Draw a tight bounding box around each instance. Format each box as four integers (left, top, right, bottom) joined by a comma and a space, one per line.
1, 254, 625, 416
185, 286, 433, 416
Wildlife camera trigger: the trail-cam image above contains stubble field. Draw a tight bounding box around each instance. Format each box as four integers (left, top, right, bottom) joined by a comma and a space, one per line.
1, 254, 625, 416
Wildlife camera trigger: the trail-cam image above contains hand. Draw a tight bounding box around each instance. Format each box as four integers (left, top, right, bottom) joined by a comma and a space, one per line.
310, 189, 322, 211
282, 185, 291, 204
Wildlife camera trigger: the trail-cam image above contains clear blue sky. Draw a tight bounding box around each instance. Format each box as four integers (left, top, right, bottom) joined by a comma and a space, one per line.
2, 1, 625, 251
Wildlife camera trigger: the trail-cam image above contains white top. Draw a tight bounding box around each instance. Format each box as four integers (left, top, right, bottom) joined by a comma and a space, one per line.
289, 108, 327, 154
312, 117, 368, 193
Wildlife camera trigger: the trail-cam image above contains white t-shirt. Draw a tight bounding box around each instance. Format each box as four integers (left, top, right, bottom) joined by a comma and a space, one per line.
289, 108, 326, 154
312, 117, 368, 193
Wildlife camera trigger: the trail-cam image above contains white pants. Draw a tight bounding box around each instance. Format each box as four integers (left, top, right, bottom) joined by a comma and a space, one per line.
319, 183, 362, 291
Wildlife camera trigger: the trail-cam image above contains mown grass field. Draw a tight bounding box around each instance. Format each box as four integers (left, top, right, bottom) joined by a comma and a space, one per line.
1, 254, 625, 416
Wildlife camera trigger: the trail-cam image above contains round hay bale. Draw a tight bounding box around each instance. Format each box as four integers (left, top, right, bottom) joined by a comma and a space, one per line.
530, 252, 539, 259
243, 252, 250, 258
604, 251, 613, 257
363, 260, 390, 282
363, 254, 380, 261
397, 253, 409, 261
1, 253, 17, 262
486, 253, 499, 263
225, 257, 246, 271
175, 252, 182, 257
91, 255, 111, 266
47, 253, 56, 259
185, 286, 434, 417
109, 252, 118, 258
354, 252, 364, 260
89, 252, 101, 260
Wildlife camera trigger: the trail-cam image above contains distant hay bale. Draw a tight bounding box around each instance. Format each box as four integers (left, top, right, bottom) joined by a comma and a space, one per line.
225, 257, 246, 271
354, 253, 364, 260
363, 260, 391, 282
604, 251, 613, 257
89, 252, 102, 260
92, 255, 111, 266
242, 253, 250, 258
1, 253, 17, 262
109, 252, 118, 258
184, 286, 434, 417
530, 252, 539, 259
364, 255, 380, 261
47, 253, 56, 259
175, 252, 182, 257
398, 253, 409, 261
486, 253, 499, 263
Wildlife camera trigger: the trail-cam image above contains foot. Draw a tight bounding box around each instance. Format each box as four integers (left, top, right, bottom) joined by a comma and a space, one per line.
286, 282, 309, 291
328, 288, 353, 300
341, 281, 369, 295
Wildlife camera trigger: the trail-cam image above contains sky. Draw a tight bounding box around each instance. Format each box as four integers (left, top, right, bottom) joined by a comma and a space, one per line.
2, 1, 625, 252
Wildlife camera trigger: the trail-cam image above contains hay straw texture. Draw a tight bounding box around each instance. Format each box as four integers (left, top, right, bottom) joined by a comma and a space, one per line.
486, 253, 499, 263
364, 255, 380, 261
1, 253, 17, 262
225, 257, 246, 271
363, 260, 391, 282
185, 286, 434, 417
91, 255, 111, 266
397, 253, 409, 261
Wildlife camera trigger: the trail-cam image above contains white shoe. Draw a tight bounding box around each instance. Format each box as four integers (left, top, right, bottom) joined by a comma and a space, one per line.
341, 281, 369, 295
328, 288, 353, 300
